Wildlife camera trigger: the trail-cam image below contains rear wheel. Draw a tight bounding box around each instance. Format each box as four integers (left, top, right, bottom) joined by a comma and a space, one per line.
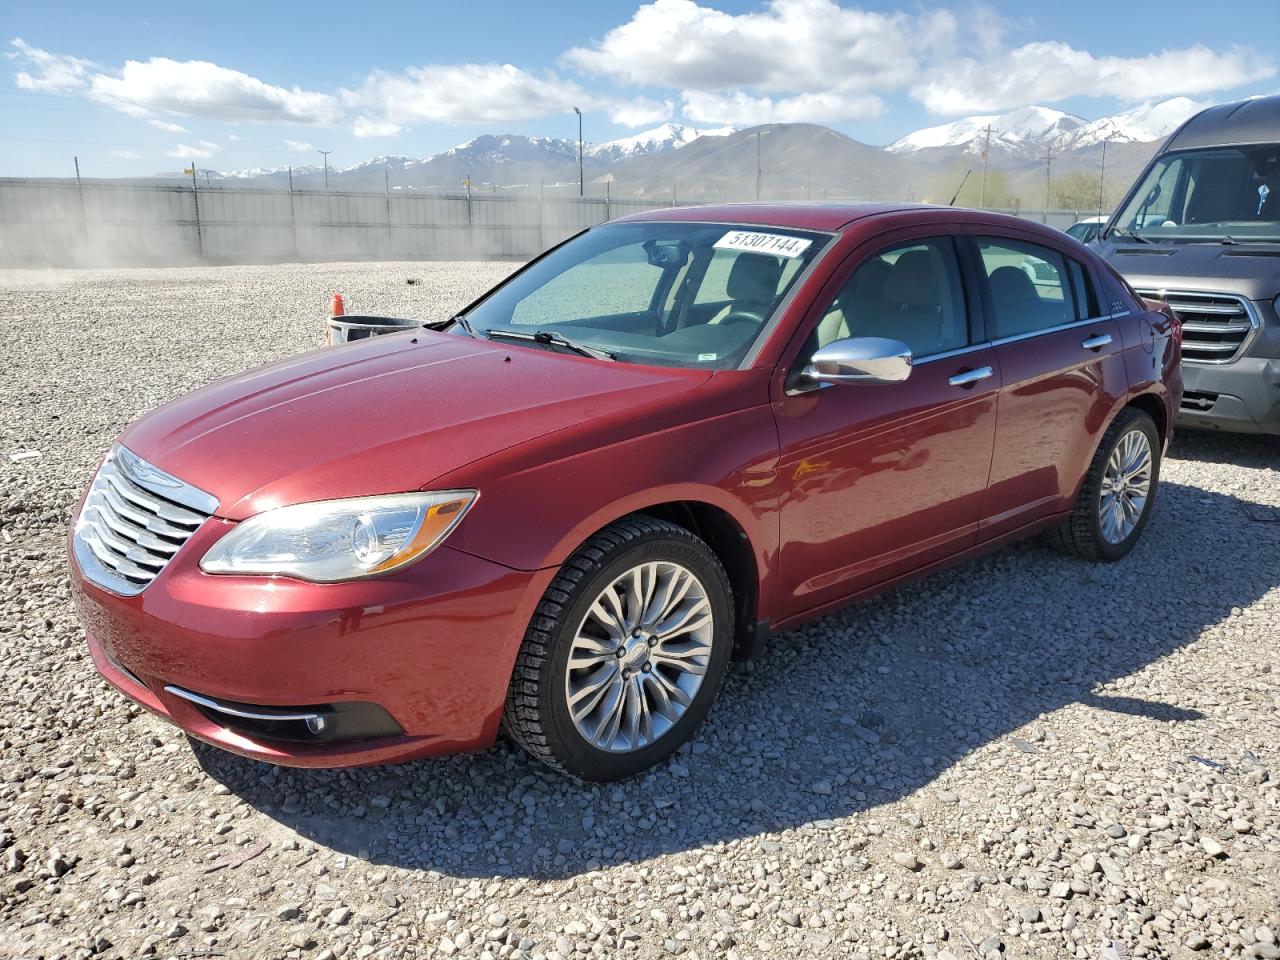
1048, 407, 1161, 562
503, 517, 734, 781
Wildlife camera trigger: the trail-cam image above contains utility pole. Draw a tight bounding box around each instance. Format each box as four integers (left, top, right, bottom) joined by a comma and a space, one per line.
318, 149, 332, 190
573, 107, 583, 197
1042, 148, 1054, 224
755, 131, 762, 201
980, 125, 991, 207
1097, 139, 1108, 219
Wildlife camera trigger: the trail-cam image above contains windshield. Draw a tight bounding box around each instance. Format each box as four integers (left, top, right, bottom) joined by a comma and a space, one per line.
1066, 221, 1100, 242
461, 221, 830, 369
1112, 144, 1280, 242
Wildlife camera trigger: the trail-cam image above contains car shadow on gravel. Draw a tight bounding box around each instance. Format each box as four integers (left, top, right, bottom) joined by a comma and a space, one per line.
1168, 429, 1278, 470
192, 474, 1280, 881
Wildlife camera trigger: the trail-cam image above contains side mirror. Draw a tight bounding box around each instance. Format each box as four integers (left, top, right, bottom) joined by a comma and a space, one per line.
802, 336, 912, 386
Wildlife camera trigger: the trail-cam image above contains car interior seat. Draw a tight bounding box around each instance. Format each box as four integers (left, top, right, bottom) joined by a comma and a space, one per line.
988, 265, 1048, 337
859, 250, 945, 355
817, 258, 891, 346
708, 254, 784, 325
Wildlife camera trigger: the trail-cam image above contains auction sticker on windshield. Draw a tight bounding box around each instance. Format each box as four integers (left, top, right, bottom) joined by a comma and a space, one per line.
714, 230, 813, 258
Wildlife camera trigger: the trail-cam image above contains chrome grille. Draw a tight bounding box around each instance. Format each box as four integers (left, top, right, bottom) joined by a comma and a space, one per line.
1135, 289, 1259, 364
73, 446, 217, 596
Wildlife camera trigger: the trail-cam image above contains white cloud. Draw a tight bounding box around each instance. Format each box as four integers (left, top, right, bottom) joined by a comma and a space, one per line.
567, 0, 935, 96
914, 41, 1277, 115
9, 38, 341, 125
284, 138, 315, 152
167, 140, 220, 160
148, 118, 188, 133
111, 149, 141, 160
351, 63, 585, 125
90, 57, 343, 124
8, 37, 93, 92
608, 96, 673, 127
682, 89, 883, 126
351, 115, 404, 138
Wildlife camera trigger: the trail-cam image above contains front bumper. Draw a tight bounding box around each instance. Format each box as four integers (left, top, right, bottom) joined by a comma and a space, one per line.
71, 518, 555, 767
1178, 357, 1280, 436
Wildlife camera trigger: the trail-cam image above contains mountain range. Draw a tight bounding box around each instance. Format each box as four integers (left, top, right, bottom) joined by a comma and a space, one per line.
176, 98, 1203, 207
887, 97, 1202, 159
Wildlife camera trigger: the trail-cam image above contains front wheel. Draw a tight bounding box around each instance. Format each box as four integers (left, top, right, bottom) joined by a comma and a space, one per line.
1048, 407, 1161, 562
503, 517, 734, 781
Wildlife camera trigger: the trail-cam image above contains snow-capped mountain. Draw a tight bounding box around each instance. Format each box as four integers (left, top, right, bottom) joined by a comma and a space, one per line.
888, 106, 1084, 156
340, 155, 422, 173
889, 98, 1201, 159
213, 163, 323, 180
587, 123, 735, 162
1055, 98, 1203, 150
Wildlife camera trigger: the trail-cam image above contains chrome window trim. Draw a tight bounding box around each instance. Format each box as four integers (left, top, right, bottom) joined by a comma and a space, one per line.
988, 314, 1119, 348
1132, 288, 1260, 365
912, 342, 994, 366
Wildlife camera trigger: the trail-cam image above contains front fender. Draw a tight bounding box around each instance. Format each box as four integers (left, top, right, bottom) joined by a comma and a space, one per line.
434, 398, 783, 614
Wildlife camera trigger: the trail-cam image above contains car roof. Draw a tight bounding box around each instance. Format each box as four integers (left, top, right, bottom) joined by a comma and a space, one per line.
611, 202, 1062, 237
1165, 94, 1280, 151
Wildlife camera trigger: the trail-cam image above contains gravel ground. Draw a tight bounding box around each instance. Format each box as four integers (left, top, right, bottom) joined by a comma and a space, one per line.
1, 261, 1278, 960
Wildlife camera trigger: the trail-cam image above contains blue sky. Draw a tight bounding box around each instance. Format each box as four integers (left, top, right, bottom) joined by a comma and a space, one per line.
2, 0, 1276, 177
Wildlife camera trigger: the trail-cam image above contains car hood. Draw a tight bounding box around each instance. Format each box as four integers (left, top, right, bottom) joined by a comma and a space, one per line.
1099, 240, 1280, 300
121, 331, 711, 520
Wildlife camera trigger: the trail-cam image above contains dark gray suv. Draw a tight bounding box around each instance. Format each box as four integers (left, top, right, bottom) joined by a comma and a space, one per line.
1096, 95, 1280, 435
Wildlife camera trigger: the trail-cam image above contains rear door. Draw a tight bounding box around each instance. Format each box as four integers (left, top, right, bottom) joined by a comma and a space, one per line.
970, 234, 1129, 540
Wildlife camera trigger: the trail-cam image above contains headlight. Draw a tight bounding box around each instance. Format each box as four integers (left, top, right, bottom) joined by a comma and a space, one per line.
200, 491, 477, 582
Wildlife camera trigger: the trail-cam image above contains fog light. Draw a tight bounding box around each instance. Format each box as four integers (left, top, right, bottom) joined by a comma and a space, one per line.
305, 716, 327, 735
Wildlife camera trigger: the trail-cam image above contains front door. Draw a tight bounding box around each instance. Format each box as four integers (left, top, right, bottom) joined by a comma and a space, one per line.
772, 235, 1000, 618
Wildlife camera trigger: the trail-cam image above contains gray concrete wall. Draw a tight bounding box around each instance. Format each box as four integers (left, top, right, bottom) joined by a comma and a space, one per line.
0, 178, 1088, 267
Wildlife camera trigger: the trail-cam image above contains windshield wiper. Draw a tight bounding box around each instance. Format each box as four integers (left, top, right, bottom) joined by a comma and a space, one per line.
1108, 227, 1153, 244
421, 314, 483, 338
486, 328, 616, 361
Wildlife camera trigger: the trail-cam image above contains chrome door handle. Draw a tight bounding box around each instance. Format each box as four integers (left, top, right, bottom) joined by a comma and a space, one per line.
1082, 333, 1113, 351
948, 366, 994, 387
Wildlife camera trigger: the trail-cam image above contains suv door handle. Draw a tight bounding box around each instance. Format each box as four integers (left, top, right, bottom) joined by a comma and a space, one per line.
948, 366, 994, 388
1082, 333, 1113, 351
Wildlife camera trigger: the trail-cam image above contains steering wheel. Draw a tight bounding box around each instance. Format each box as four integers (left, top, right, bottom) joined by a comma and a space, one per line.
718, 309, 765, 327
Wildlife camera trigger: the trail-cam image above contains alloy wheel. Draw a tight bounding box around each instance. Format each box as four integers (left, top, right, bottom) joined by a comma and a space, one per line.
564, 561, 714, 753
1098, 428, 1153, 544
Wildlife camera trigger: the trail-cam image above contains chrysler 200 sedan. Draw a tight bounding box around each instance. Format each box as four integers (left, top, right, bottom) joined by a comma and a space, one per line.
69, 204, 1182, 781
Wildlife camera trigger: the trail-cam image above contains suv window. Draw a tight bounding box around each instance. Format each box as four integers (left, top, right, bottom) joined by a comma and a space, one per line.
976, 238, 1075, 338
810, 238, 969, 359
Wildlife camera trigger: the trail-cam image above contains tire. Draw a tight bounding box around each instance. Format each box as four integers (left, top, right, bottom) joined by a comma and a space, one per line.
1048, 407, 1161, 562
503, 516, 734, 781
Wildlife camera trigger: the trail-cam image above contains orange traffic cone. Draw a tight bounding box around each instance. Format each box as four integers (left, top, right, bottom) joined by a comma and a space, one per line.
330, 293, 345, 316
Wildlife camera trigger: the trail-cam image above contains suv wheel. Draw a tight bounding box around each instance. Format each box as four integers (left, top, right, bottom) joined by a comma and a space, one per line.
1049, 407, 1161, 562
503, 516, 733, 781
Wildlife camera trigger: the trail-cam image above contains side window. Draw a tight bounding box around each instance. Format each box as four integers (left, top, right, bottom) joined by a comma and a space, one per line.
1068, 260, 1102, 318
976, 238, 1074, 338
811, 238, 969, 359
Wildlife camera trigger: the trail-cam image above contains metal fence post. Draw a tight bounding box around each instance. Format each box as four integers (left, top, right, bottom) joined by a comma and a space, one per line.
73, 156, 88, 243
189, 164, 204, 258
287, 166, 298, 259
384, 169, 392, 252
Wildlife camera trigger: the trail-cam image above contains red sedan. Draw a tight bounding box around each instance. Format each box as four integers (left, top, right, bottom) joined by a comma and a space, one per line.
68, 204, 1182, 781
